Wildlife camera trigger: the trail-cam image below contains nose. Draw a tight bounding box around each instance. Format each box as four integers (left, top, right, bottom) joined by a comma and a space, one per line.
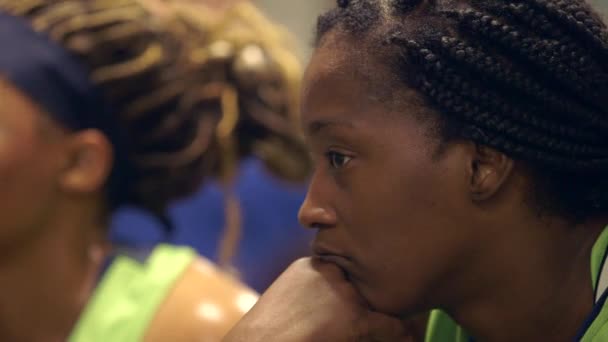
298, 174, 337, 229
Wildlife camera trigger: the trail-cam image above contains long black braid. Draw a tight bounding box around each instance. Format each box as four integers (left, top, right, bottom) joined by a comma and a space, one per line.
317, 0, 608, 221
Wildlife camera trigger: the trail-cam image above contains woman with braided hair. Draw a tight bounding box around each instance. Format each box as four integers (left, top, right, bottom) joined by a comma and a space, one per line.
0, 0, 310, 341
224, 0, 608, 341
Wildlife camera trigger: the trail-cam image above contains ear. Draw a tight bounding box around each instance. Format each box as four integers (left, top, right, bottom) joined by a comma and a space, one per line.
467, 144, 514, 202
58, 129, 114, 196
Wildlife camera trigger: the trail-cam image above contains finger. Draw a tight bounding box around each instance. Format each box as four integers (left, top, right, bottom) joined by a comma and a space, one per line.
359, 311, 411, 341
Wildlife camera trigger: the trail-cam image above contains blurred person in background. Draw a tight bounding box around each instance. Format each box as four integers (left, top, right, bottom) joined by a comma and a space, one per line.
111, 0, 314, 292
0, 0, 309, 340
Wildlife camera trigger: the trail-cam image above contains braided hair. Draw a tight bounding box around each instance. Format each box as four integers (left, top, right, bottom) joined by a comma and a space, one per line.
316, 0, 608, 221
0, 0, 310, 223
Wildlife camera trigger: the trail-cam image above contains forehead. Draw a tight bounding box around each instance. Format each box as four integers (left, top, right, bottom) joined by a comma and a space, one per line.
0, 78, 63, 137
0, 79, 38, 122
304, 32, 392, 104
301, 31, 437, 134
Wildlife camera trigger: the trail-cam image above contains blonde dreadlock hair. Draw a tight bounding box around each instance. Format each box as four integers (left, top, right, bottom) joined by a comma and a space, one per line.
168, 1, 311, 268
0, 0, 311, 237
172, 1, 310, 183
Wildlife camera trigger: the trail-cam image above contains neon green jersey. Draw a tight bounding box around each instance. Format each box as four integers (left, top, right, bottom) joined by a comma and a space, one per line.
426, 227, 608, 342
69, 244, 196, 342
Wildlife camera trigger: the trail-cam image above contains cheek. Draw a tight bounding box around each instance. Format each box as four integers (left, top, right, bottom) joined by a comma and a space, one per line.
346, 151, 445, 248
344, 154, 469, 313
0, 132, 57, 240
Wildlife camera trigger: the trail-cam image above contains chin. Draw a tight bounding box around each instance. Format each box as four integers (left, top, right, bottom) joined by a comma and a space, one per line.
358, 283, 427, 318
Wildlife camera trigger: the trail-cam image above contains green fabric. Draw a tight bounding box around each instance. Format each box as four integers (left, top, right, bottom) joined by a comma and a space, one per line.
425, 226, 608, 342
581, 228, 608, 341
69, 244, 196, 342
590, 227, 608, 292
425, 309, 468, 342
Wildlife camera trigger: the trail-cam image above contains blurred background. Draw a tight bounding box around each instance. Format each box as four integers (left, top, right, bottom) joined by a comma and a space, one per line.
256, 0, 332, 61
593, 0, 608, 12
110, 0, 334, 293
110, 0, 608, 293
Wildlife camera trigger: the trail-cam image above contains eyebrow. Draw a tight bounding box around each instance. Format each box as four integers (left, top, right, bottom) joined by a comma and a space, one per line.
307, 119, 355, 136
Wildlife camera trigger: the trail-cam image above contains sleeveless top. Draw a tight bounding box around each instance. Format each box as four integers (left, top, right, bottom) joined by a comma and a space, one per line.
69, 245, 196, 342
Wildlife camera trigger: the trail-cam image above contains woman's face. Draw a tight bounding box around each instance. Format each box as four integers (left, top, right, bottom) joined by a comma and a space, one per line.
298, 34, 486, 316
0, 80, 69, 250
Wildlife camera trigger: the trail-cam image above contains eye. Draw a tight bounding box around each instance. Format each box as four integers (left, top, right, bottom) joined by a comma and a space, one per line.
326, 151, 353, 169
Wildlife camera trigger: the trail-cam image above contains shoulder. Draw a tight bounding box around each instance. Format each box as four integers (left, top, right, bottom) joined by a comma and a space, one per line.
144, 256, 258, 342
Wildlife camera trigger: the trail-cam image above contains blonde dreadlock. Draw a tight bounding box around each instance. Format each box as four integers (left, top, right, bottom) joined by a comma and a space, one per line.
169, 1, 311, 268
172, 1, 310, 183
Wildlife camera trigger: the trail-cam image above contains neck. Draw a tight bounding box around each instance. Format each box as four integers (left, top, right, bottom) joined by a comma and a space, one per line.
446, 216, 606, 342
0, 205, 109, 342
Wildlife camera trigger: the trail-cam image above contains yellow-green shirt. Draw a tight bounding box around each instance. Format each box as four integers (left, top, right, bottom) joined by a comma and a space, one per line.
69, 245, 196, 342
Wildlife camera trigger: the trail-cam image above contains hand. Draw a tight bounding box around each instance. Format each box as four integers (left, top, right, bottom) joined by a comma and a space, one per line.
200, 0, 246, 10
223, 258, 413, 342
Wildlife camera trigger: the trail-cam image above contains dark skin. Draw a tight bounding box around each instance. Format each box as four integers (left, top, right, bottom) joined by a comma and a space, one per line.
225, 31, 606, 341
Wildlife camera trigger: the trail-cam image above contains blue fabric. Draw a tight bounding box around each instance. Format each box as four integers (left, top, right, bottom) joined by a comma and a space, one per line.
110, 158, 313, 291
0, 11, 132, 206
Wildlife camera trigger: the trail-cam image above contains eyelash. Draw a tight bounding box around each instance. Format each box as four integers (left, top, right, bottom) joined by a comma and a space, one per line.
325, 150, 353, 170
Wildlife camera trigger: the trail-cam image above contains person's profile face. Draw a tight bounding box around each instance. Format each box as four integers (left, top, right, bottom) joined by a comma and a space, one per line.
298, 32, 479, 316
0, 79, 69, 247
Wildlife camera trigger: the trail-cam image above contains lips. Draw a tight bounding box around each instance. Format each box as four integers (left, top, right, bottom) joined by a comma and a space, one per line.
312, 243, 349, 260
312, 243, 356, 279
312, 243, 376, 308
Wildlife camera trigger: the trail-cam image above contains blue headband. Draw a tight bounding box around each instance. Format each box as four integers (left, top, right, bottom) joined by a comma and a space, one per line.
0, 11, 132, 207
